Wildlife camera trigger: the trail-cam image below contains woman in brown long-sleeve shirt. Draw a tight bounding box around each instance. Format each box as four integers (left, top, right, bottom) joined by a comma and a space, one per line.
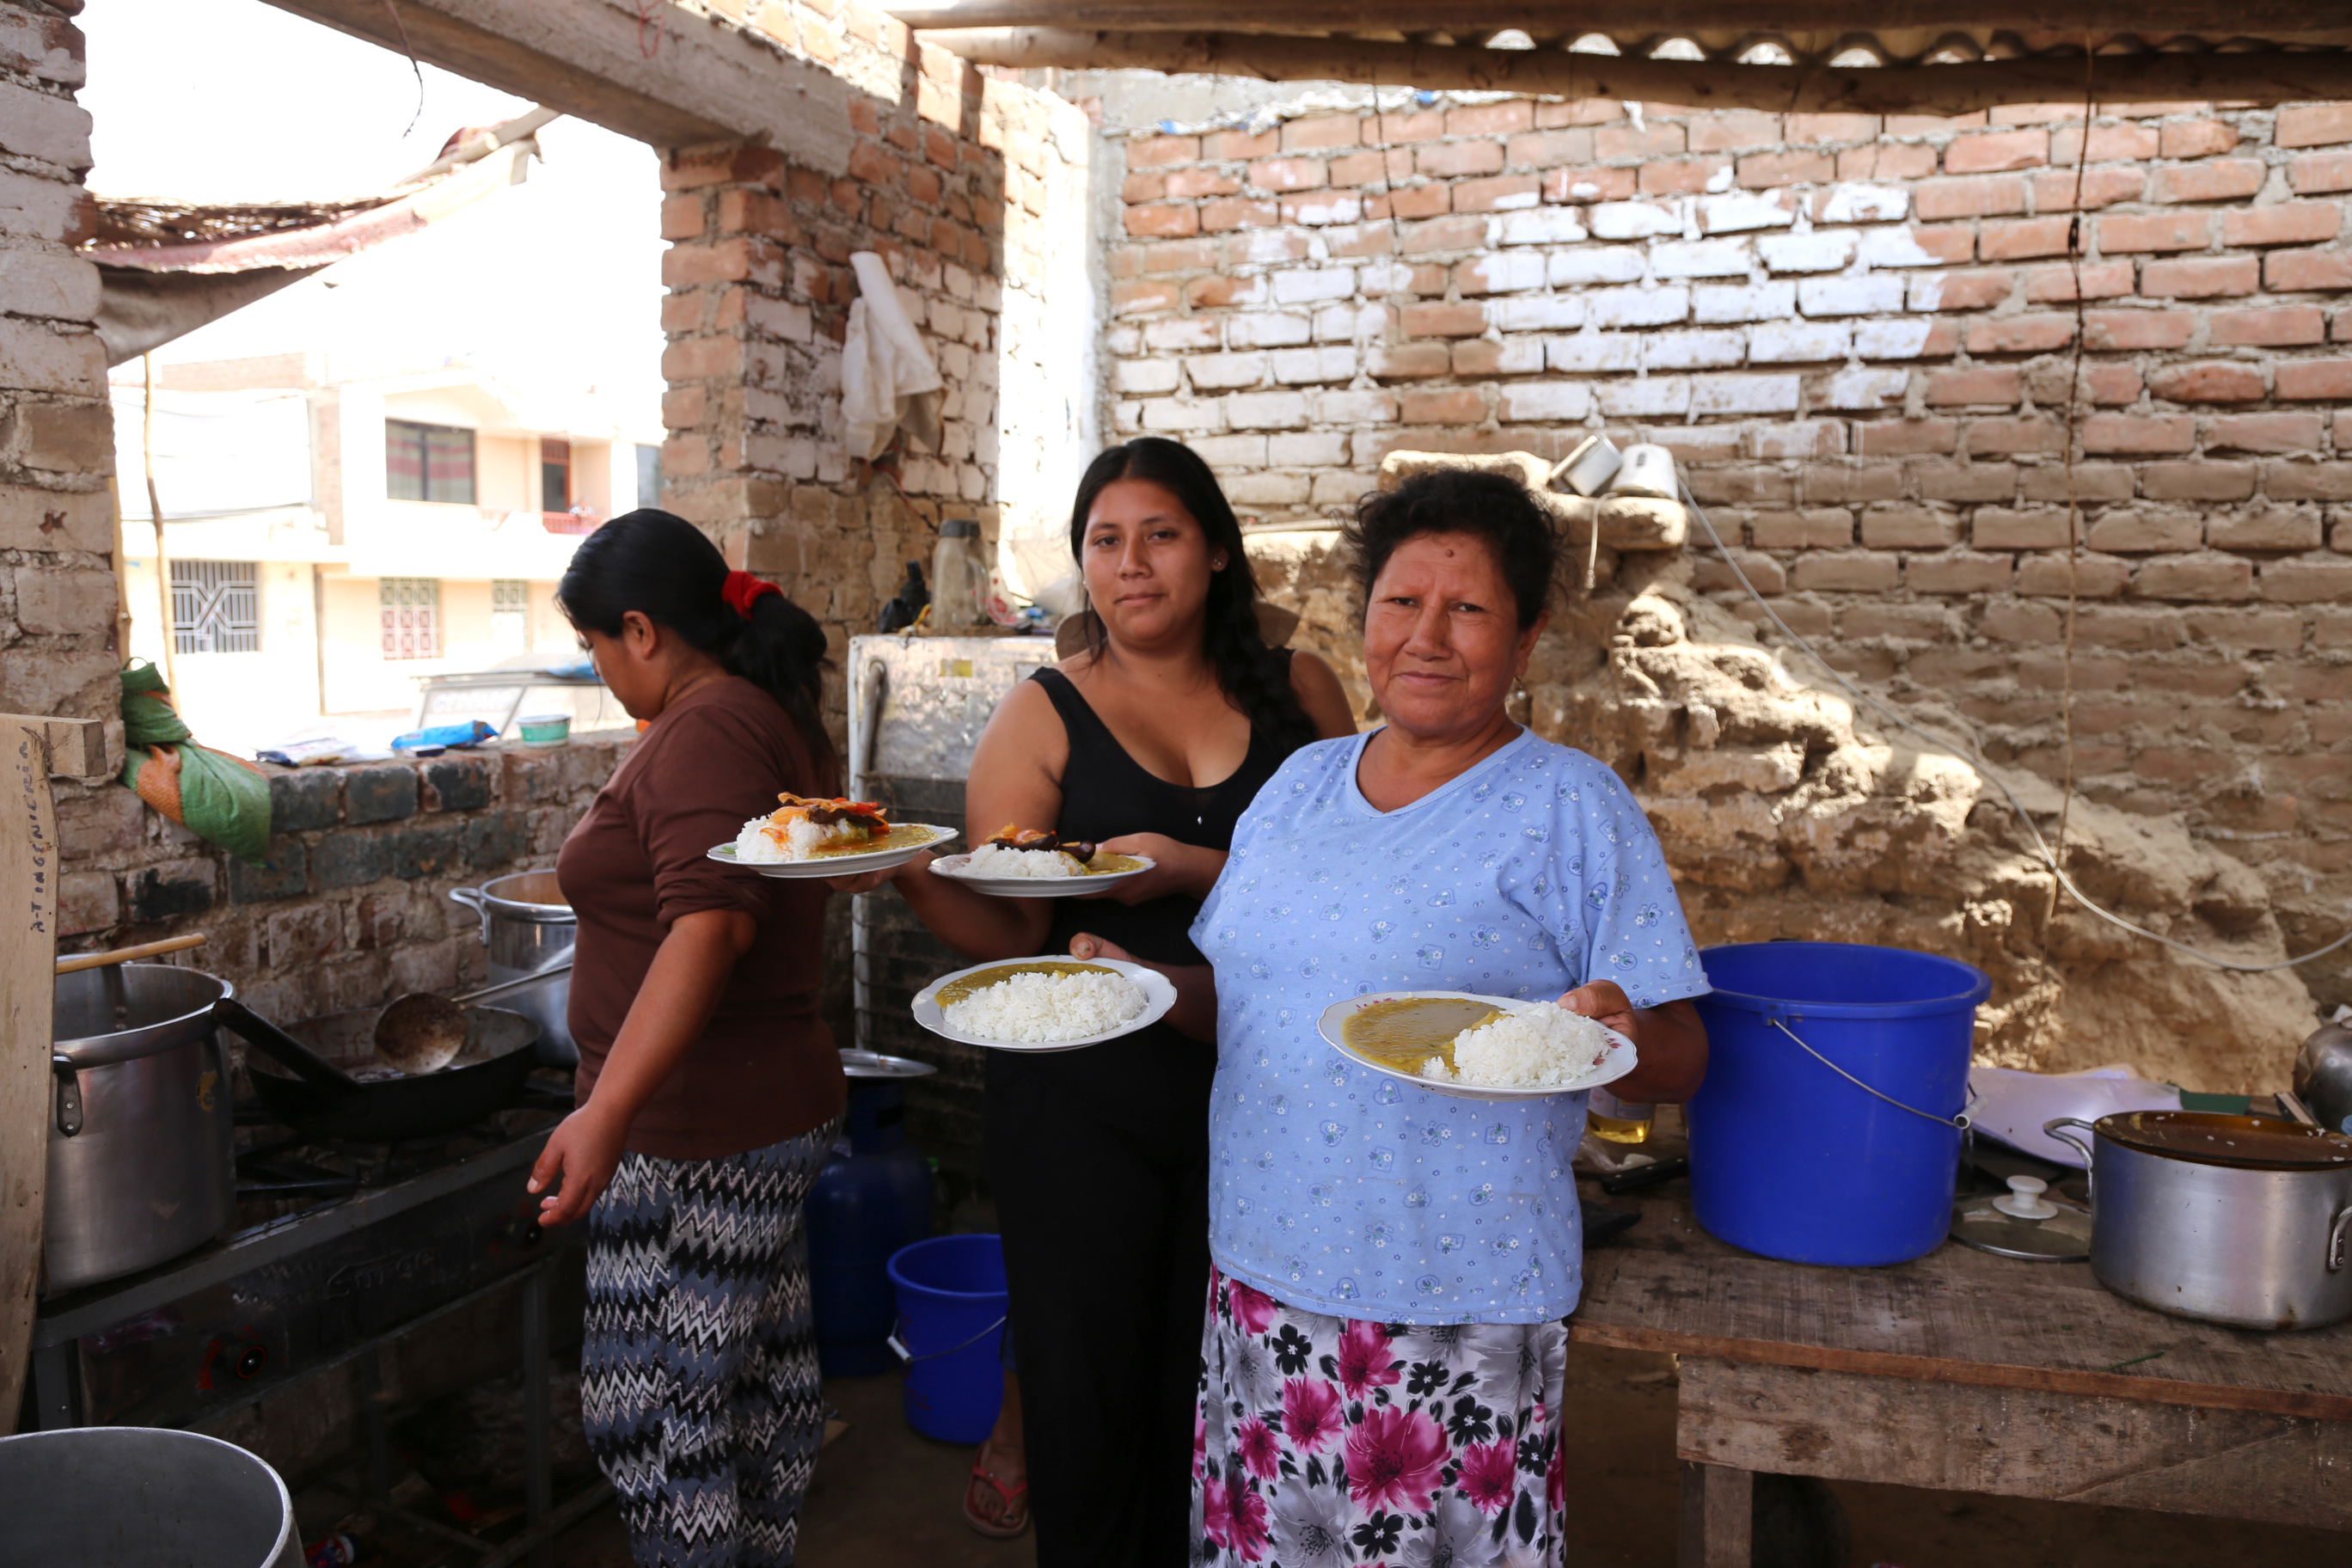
529, 509, 844, 1567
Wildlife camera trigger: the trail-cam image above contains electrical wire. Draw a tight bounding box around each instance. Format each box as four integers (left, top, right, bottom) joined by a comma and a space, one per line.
1679, 480, 2352, 975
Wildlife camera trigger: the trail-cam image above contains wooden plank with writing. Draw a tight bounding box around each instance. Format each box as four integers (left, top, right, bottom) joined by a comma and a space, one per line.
0, 715, 70, 1434
1675, 1357, 2352, 1532
1568, 1191, 2352, 1422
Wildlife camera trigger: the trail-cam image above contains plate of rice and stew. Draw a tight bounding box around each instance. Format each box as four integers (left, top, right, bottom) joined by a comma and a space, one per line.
1318, 990, 1639, 1101
926, 824, 1155, 898
708, 793, 956, 879
912, 958, 1178, 1051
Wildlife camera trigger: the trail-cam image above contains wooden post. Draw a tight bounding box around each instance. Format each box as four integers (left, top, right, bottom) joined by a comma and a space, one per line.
0, 715, 105, 1435
1678, 1461, 1753, 1568
142, 355, 177, 693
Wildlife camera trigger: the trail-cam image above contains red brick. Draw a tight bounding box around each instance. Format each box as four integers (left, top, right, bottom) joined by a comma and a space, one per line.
2056, 123, 2161, 163
1946, 128, 2048, 174
2141, 461, 2257, 500
2083, 309, 2194, 351
2140, 255, 2260, 298
1167, 167, 1240, 199
1125, 203, 1199, 238
1367, 344, 1451, 380
1282, 116, 1362, 152
2098, 211, 2210, 253
1914, 175, 2030, 221
1416, 141, 1504, 179
922, 126, 959, 171
1927, 269, 2016, 310
1199, 198, 1276, 231
1447, 101, 1533, 138
2083, 413, 2196, 454
2275, 104, 2352, 150
1111, 278, 1179, 315
2082, 364, 2143, 404
1596, 123, 1685, 160
1786, 113, 1876, 144
1688, 110, 1786, 151
1452, 175, 1541, 214
1247, 156, 1326, 193
1206, 129, 1279, 161
1980, 217, 2071, 260
2262, 560, 2352, 603
1638, 158, 1728, 196
1397, 301, 1489, 338
1184, 274, 1263, 309
2135, 555, 2254, 602
1966, 417, 2065, 456
1926, 367, 2022, 407
2223, 202, 2343, 248
1889, 112, 1990, 134
1329, 150, 1406, 187
2149, 362, 2266, 402
1856, 420, 1958, 456
2209, 306, 2328, 346
1399, 387, 1486, 425
1965, 315, 2074, 355
2207, 413, 2326, 453
2159, 119, 2239, 159
1141, 238, 1217, 273
2150, 160, 2266, 205
848, 140, 903, 186
1400, 214, 1490, 254
1838, 144, 1939, 181
1326, 221, 1398, 259
2024, 259, 2132, 302
660, 193, 704, 241
1540, 166, 1638, 203
2278, 360, 2352, 401
2263, 461, 2352, 500
1736, 150, 1834, 187
2031, 167, 2147, 211
1378, 184, 1451, 221
2291, 150, 2352, 195
1120, 170, 1166, 203
1906, 554, 2014, 594
1504, 130, 1596, 169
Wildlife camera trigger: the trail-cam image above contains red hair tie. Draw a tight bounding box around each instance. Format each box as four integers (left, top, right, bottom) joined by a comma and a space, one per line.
722, 570, 782, 617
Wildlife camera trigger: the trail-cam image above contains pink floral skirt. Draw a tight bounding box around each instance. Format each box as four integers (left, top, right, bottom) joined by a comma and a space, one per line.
1192, 1265, 1571, 1567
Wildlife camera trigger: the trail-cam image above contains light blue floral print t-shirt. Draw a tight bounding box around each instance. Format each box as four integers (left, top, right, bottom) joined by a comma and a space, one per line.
1191, 726, 1709, 1326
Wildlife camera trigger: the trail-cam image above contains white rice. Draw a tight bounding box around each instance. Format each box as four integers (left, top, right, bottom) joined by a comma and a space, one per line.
734, 815, 859, 863
945, 968, 1145, 1042
1421, 1002, 1614, 1087
959, 841, 1085, 879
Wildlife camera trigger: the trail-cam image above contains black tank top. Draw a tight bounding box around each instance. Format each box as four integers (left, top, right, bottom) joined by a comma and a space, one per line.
984, 663, 1295, 1136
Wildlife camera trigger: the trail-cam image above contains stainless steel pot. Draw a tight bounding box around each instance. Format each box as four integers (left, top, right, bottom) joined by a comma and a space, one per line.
2046, 1110, 2352, 1331
2294, 1020, 2352, 1136
47, 965, 236, 1295
452, 869, 576, 1065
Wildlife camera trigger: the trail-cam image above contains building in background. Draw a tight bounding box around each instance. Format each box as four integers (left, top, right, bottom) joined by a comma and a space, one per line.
114, 351, 661, 750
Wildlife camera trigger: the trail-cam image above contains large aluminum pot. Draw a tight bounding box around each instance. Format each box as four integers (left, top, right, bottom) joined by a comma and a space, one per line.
2047, 1110, 2352, 1331
0, 1426, 300, 1566
46, 965, 236, 1295
452, 868, 575, 1065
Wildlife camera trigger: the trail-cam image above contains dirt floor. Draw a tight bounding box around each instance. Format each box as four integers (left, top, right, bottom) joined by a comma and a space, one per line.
288, 1338, 2347, 1566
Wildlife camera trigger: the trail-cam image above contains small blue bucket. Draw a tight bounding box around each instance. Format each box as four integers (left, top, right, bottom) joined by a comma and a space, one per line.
1688, 942, 1989, 1266
885, 1234, 1008, 1444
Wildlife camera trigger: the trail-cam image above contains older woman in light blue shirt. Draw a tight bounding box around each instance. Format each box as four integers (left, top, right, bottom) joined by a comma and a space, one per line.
1075, 468, 1709, 1565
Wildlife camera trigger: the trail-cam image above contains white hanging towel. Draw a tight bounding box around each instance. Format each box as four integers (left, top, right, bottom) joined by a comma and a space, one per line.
840, 250, 943, 461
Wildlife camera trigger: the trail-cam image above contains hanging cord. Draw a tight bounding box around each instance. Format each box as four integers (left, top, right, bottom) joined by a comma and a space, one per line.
1681, 483, 2352, 975
379, 0, 426, 138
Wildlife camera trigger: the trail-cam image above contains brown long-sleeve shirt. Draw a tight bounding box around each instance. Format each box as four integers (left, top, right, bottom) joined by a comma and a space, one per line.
556, 676, 844, 1160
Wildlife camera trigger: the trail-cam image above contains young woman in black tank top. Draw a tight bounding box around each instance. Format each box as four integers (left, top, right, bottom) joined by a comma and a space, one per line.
836, 439, 1355, 1564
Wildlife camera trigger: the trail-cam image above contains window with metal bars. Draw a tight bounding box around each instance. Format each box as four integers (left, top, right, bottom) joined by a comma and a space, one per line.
170, 560, 260, 654
385, 420, 476, 505
380, 577, 441, 661
492, 579, 529, 654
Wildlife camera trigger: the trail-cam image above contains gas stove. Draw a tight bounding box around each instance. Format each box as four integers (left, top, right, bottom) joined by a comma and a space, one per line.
27, 1075, 576, 1434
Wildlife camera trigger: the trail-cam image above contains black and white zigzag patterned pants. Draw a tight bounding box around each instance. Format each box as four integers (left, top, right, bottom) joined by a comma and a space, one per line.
581, 1124, 836, 1568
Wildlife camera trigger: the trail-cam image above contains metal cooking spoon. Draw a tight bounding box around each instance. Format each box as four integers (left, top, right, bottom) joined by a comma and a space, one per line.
372, 991, 470, 1075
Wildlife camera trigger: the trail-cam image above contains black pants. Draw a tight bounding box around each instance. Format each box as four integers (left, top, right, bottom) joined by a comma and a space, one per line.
987, 1066, 1210, 1568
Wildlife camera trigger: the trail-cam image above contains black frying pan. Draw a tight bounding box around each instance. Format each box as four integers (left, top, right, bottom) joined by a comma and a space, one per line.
215, 997, 540, 1141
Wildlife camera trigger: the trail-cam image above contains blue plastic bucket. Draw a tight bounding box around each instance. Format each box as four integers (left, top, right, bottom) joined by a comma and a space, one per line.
886, 1234, 1008, 1443
1687, 942, 1989, 1266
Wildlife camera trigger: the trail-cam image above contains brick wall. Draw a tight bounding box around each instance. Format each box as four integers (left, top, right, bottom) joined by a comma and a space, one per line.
1106, 95, 2352, 1009
657, 0, 1092, 706
53, 738, 624, 1026
0, 1, 115, 750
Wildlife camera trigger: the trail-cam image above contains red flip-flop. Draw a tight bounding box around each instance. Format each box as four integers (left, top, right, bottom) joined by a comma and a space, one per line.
964, 1442, 1031, 1540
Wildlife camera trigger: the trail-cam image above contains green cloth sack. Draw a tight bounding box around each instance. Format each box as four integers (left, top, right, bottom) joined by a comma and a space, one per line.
119, 659, 273, 866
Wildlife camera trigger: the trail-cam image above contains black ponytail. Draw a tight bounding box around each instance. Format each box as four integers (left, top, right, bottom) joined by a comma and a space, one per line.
557, 509, 839, 787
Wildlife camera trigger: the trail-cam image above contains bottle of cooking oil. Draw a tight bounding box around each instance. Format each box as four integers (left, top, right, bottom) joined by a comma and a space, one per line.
1588, 1087, 1655, 1145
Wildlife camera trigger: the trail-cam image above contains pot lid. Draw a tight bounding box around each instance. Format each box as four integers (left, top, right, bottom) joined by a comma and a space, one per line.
2098, 1110, 2352, 1171
1951, 1173, 2092, 1260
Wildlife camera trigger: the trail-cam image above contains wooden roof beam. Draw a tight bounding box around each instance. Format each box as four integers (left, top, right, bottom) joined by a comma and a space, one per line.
927, 28, 2352, 113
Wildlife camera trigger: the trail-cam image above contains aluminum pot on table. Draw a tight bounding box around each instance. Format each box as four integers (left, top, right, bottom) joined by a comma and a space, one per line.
451, 870, 578, 1066
2045, 1110, 2352, 1331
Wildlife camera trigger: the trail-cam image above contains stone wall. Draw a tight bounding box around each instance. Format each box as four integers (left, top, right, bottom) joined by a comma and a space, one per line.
53, 738, 625, 1025
0, 0, 116, 756
1110, 94, 2352, 1014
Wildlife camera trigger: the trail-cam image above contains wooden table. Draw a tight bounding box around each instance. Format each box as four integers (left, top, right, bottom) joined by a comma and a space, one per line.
1568, 1183, 2352, 1565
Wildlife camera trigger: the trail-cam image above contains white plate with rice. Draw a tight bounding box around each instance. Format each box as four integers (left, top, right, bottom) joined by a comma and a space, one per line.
927, 848, 1156, 899
1317, 989, 1638, 1101
707, 824, 956, 879
912, 958, 1178, 1050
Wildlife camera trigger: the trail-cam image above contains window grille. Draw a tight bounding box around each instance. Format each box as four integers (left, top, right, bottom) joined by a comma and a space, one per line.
170, 560, 260, 654
492, 579, 529, 654
385, 420, 476, 505
380, 577, 441, 661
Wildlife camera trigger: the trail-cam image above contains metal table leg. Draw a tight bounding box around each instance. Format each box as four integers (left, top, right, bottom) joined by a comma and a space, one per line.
523, 1263, 552, 1568
359, 1348, 391, 1501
